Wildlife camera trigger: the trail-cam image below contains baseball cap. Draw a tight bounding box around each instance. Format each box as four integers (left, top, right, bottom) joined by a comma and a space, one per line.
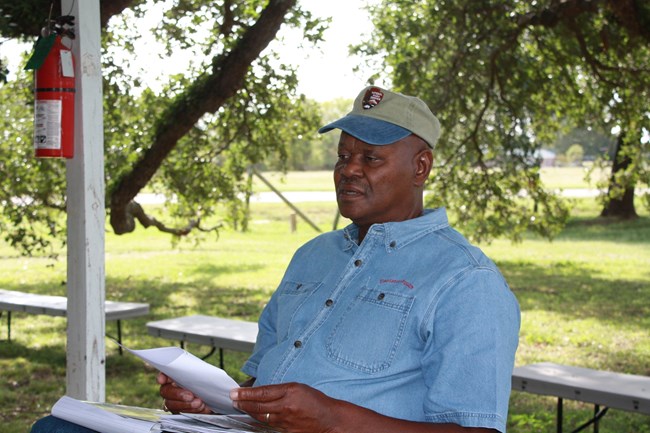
318, 86, 441, 149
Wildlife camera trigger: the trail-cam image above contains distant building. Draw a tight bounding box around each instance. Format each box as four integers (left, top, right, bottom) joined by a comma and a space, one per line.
536, 148, 556, 167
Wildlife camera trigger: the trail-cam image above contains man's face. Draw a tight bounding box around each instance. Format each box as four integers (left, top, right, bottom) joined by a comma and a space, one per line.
334, 132, 427, 229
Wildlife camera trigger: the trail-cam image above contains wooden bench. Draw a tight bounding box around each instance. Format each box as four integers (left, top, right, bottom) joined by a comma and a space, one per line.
146, 314, 258, 368
0, 289, 150, 353
512, 362, 650, 433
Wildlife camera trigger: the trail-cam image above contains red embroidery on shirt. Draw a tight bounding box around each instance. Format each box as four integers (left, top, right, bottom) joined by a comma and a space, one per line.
379, 279, 414, 289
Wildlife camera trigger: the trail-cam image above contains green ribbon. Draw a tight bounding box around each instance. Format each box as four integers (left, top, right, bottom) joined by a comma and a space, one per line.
24, 33, 57, 71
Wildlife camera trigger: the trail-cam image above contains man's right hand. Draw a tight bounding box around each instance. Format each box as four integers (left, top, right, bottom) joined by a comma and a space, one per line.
157, 372, 212, 414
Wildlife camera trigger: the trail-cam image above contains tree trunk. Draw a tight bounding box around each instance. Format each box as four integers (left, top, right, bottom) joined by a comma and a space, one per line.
600, 133, 638, 218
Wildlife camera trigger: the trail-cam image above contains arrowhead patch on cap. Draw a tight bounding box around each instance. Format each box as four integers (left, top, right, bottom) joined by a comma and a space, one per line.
362, 87, 384, 109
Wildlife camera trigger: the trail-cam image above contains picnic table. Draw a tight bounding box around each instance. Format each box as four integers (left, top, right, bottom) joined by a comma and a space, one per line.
146, 314, 258, 368
0, 289, 149, 353
512, 362, 650, 433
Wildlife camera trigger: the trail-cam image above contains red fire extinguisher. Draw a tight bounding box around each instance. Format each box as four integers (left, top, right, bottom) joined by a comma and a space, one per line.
33, 34, 75, 158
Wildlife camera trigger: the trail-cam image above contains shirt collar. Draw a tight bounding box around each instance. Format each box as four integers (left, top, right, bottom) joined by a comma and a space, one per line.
342, 208, 450, 251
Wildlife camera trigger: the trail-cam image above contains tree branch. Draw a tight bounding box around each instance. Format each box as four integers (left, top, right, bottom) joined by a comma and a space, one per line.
124, 201, 222, 236
109, 0, 297, 234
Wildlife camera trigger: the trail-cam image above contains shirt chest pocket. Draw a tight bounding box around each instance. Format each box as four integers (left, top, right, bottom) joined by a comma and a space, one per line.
326, 288, 414, 374
276, 280, 322, 340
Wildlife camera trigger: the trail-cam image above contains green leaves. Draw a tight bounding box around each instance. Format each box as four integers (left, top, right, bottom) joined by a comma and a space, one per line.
0, 69, 66, 256
361, 0, 649, 241
1, 0, 326, 254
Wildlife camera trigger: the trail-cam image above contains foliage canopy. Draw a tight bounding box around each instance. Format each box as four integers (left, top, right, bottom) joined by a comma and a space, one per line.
358, 0, 650, 241
1, 0, 649, 254
0, 0, 325, 254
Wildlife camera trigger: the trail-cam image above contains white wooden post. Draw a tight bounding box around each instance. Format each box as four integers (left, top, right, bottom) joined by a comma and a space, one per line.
62, 0, 105, 401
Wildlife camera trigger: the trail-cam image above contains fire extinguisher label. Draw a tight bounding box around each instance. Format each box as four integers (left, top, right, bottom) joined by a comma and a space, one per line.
34, 100, 63, 150
60, 50, 74, 77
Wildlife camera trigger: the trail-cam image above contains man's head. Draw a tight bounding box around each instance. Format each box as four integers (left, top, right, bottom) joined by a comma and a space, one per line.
318, 86, 440, 237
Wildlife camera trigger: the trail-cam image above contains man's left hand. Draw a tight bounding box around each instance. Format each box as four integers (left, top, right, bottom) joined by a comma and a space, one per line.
230, 382, 340, 433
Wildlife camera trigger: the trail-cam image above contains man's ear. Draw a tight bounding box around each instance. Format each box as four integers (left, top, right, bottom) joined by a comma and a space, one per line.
414, 149, 433, 187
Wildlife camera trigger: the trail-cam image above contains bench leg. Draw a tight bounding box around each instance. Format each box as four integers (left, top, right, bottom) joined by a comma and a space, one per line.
198, 347, 217, 362
106, 321, 125, 355
4, 311, 12, 342
557, 397, 563, 433
567, 405, 609, 433
197, 347, 222, 366
117, 320, 123, 355
174, 343, 225, 369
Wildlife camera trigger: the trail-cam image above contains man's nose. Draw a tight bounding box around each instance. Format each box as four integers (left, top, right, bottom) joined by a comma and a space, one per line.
338, 155, 363, 178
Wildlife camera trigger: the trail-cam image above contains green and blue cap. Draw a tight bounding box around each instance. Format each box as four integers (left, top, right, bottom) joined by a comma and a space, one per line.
318, 86, 441, 149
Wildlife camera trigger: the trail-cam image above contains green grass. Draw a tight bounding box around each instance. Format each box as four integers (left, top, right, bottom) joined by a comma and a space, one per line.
1, 168, 649, 433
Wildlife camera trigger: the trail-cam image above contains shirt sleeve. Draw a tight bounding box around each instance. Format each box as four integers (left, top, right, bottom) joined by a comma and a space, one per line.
420, 267, 520, 432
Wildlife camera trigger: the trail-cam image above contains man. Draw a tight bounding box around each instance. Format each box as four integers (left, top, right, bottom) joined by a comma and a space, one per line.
160, 86, 520, 433
32, 86, 519, 433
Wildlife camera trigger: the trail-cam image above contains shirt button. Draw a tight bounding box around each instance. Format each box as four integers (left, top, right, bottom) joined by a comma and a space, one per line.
294, 340, 303, 348
325, 299, 334, 307
389, 241, 396, 248
354, 259, 362, 267
377, 293, 385, 300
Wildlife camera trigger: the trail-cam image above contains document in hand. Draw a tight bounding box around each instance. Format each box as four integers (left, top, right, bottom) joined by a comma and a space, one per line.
124, 345, 240, 414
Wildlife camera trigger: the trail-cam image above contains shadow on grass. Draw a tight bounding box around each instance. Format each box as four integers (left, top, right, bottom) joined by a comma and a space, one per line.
500, 258, 649, 329
555, 215, 650, 243
2, 246, 646, 333
0, 340, 66, 367
182, 262, 267, 281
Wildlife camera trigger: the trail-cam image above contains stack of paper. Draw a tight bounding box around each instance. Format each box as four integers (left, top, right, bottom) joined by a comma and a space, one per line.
52, 347, 284, 433
48, 345, 283, 433
161, 413, 281, 433
51, 396, 159, 433
51, 397, 283, 433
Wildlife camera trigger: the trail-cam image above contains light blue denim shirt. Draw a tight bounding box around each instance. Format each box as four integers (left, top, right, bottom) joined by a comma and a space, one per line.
242, 208, 520, 432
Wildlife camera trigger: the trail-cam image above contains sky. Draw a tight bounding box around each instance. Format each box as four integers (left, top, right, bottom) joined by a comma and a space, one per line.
278, 0, 380, 101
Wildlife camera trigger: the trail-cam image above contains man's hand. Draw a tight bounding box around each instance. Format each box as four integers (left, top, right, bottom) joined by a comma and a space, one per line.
230, 382, 341, 433
157, 372, 212, 414
230, 382, 499, 433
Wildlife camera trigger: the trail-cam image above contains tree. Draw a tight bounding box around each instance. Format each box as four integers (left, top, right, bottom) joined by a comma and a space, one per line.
268, 97, 351, 170
554, 127, 613, 158
358, 0, 650, 240
0, 0, 325, 254
566, 143, 585, 165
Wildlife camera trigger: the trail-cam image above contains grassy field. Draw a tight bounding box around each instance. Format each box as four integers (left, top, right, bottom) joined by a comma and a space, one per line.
0, 168, 649, 432
251, 166, 615, 191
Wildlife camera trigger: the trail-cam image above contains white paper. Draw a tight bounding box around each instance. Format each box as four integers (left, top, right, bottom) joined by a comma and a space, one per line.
160, 416, 235, 433
51, 396, 156, 433
179, 413, 282, 433
125, 346, 240, 414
